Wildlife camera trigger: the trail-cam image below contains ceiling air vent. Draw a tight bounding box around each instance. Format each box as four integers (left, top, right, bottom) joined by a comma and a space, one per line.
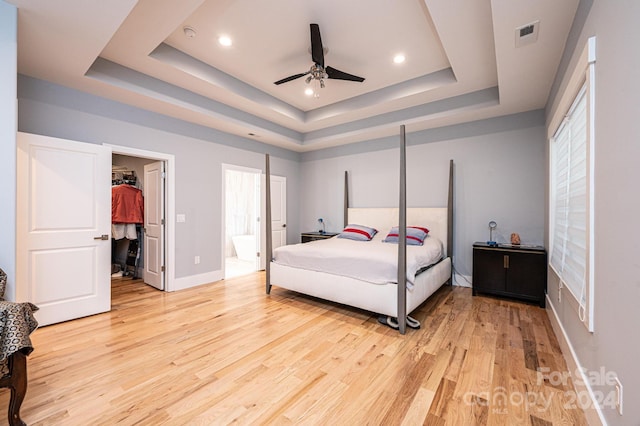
515, 20, 539, 48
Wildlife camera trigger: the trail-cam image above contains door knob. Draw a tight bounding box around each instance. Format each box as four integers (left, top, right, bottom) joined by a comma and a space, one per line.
282, 224, 287, 228
94, 234, 109, 240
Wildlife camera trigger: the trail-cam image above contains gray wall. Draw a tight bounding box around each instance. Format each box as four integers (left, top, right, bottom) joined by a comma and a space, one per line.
0, 1, 17, 300
17, 73, 547, 286
300, 113, 547, 281
17, 77, 301, 280
545, 1, 640, 424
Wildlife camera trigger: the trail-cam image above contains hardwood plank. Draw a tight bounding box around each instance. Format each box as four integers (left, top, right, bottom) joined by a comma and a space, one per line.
530, 415, 553, 426
379, 353, 435, 424
428, 378, 457, 419
451, 349, 494, 403
443, 345, 467, 383
0, 275, 588, 424
486, 348, 510, 425
400, 387, 435, 426
423, 412, 445, 426
505, 379, 529, 425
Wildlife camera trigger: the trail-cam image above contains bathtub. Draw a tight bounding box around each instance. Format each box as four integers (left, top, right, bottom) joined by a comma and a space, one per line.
232, 234, 257, 262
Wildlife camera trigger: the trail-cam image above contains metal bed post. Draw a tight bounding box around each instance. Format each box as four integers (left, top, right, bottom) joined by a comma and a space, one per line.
344, 171, 349, 228
397, 125, 407, 335
447, 159, 454, 284
265, 154, 272, 294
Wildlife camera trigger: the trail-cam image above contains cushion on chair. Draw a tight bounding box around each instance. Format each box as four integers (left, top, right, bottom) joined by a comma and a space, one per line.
0, 268, 5, 301
0, 268, 39, 371
0, 267, 38, 425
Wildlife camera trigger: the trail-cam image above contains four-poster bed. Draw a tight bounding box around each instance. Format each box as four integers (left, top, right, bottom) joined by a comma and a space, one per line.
265, 125, 454, 334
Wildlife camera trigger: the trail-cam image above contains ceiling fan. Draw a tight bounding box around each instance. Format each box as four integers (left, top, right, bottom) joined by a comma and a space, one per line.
274, 24, 365, 94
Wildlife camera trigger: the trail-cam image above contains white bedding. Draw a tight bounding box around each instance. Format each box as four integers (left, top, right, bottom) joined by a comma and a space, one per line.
272, 232, 444, 288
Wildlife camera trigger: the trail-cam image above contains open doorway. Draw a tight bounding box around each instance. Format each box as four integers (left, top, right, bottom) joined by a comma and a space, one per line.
223, 165, 261, 279
108, 144, 175, 292
111, 154, 166, 290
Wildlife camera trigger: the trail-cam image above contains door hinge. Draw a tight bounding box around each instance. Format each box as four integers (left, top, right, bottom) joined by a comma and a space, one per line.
257, 252, 260, 258
161, 171, 166, 179
161, 219, 165, 225
161, 266, 165, 272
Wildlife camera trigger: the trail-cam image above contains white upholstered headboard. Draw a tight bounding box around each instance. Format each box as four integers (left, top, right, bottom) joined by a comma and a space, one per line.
348, 207, 449, 256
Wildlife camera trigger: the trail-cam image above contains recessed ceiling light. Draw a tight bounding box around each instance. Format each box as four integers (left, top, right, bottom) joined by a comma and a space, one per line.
393, 54, 406, 64
304, 88, 314, 96
218, 35, 232, 47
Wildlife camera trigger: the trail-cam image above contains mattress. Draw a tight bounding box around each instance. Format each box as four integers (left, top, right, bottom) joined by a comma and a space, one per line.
272, 232, 444, 288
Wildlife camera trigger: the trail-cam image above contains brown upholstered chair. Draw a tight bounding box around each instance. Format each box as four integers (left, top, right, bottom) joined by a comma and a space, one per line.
0, 268, 38, 426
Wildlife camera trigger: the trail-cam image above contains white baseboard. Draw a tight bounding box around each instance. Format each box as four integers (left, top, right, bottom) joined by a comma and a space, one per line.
170, 270, 223, 292
545, 294, 607, 426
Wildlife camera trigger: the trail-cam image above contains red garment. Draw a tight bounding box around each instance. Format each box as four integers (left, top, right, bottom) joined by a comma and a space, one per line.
112, 184, 144, 224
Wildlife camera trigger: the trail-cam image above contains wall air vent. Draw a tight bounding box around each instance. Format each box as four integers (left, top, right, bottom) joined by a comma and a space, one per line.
515, 20, 539, 48
520, 25, 534, 37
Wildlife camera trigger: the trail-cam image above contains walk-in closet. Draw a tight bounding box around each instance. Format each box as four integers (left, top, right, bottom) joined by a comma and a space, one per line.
111, 154, 162, 288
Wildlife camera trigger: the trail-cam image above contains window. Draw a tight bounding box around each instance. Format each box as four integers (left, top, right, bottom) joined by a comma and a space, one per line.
548, 37, 595, 332
550, 86, 587, 303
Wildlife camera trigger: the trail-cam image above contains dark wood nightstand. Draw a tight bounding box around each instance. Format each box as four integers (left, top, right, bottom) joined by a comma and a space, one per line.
472, 242, 547, 307
301, 232, 338, 243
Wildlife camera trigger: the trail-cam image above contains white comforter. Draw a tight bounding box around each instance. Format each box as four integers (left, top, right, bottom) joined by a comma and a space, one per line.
272, 233, 444, 288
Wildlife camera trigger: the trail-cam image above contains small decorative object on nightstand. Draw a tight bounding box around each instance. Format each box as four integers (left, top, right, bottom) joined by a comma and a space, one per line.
317, 218, 325, 234
472, 242, 547, 307
301, 231, 338, 243
487, 220, 498, 247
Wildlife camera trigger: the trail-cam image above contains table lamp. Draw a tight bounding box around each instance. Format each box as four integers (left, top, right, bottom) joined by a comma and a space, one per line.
488, 221, 497, 246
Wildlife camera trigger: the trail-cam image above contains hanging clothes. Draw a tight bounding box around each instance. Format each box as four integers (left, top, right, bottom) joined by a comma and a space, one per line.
112, 183, 144, 278
112, 184, 144, 224
111, 223, 138, 240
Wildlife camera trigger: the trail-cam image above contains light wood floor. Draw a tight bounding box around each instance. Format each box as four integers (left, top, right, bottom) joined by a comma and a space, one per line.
0, 273, 587, 425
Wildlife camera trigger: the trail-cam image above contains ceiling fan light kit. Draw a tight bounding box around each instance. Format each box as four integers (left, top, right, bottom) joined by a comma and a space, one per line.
274, 23, 365, 97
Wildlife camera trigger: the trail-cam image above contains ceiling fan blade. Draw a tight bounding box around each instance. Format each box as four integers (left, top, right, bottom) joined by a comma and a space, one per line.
326, 66, 365, 82
274, 72, 309, 85
310, 23, 324, 68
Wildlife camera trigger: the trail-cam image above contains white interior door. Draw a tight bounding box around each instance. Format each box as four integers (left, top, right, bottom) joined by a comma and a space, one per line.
143, 161, 165, 290
253, 172, 261, 271
260, 175, 286, 269
16, 132, 111, 326
271, 175, 287, 249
